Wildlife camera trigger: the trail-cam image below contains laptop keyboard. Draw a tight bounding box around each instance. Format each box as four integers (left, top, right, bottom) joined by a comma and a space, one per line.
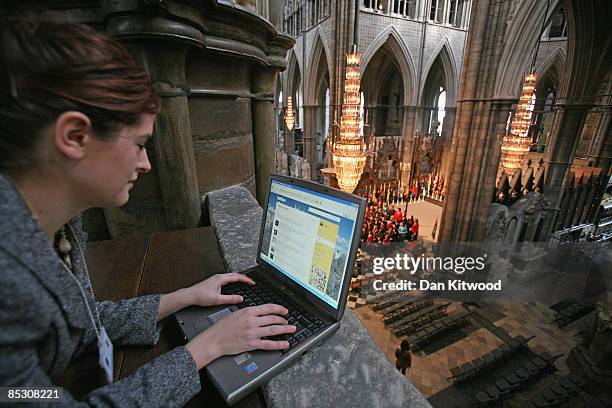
222, 280, 328, 352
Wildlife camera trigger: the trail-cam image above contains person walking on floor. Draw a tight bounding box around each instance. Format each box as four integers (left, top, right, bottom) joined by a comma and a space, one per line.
395, 339, 412, 375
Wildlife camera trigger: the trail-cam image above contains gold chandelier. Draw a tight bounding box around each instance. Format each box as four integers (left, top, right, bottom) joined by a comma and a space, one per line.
285, 96, 295, 131
331, 45, 367, 192
500, 73, 537, 174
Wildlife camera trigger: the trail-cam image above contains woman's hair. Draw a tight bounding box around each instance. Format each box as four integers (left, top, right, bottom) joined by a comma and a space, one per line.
0, 5, 160, 170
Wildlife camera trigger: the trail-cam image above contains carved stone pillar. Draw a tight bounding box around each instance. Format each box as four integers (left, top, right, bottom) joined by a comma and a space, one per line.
441, 106, 457, 143
401, 105, 417, 185
303, 105, 318, 179
542, 103, 590, 234
252, 67, 278, 204
440, 106, 457, 181
105, 16, 203, 235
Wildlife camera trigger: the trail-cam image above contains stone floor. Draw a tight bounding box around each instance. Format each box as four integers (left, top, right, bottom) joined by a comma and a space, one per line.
353, 300, 585, 402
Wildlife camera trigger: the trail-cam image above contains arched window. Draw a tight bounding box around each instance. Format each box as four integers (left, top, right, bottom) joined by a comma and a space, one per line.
436, 88, 446, 135
296, 87, 303, 128
548, 7, 567, 38
429, 87, 446, 136
324, 88, 330, 138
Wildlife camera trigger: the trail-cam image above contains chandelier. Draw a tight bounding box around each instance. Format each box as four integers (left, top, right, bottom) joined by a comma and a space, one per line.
500, 73, 537, 174
285, 96, 295, 131
331, 45, 367, 192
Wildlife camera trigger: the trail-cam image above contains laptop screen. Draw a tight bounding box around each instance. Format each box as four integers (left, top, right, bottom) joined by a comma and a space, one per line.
259, 179, 360, 309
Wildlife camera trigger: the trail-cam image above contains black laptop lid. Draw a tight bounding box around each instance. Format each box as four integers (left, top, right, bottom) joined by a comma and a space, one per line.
256, 175, 366, 321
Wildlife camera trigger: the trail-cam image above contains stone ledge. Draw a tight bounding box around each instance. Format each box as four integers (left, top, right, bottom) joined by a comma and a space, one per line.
206, 185, 431, 408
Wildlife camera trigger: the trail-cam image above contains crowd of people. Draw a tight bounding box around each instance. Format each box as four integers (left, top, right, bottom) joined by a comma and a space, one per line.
360, 199, 420, 244
364, 175, 447, 206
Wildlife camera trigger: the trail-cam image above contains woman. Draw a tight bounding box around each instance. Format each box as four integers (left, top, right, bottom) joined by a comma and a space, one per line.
0, 12, 295, 407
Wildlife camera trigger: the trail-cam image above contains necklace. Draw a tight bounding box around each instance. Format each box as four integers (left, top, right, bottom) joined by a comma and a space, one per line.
55, 226, 73, 270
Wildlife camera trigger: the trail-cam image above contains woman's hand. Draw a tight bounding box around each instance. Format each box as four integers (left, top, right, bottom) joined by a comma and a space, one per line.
157, 273, 254, 321
185, 304, 296, 369
186, 273, 256, 307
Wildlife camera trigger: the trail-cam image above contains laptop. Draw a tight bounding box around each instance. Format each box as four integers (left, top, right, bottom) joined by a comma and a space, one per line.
175, 175, 366, 405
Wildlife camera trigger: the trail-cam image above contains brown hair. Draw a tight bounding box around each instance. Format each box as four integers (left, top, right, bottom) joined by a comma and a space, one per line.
0, 8, 159, 170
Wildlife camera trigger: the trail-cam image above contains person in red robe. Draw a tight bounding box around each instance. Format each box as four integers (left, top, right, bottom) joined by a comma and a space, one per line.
394, 207, 403, 222
411, 219, 419, 241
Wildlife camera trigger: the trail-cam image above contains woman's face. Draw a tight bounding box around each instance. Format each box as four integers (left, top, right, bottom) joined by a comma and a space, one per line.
79, 114, 155, 208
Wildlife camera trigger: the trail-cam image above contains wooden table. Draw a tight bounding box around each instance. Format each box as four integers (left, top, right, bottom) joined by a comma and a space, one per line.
60, 227, 265, 408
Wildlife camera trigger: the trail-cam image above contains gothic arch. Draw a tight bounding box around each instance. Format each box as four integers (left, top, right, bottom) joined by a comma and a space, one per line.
535, 46, 566, 88
285, 50, 302, 103
361, 26, 417, 105
419, 38, 459, 105
274, 72, 283, 108
560, 0, 612, 101
305, 28, 331, 105
495, 0, 563, 98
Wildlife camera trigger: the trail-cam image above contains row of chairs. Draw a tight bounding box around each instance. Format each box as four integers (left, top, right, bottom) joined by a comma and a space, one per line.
392, 306, 449, 337
448, 335, 534, 383
471, 351, 562, 407
525, 372, 587, 408
382, 297, 426, 316
551, 303, 595, 328
405, 310, 471, 350
383, 300, 433, 325
370, 291, 410, 312
386, 302, 449, 327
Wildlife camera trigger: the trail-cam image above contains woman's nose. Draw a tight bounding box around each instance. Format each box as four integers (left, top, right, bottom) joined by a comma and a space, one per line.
138, 148, 152, 173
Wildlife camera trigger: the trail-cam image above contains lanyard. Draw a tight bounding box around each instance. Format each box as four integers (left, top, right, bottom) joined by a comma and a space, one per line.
58, 224, 102, 343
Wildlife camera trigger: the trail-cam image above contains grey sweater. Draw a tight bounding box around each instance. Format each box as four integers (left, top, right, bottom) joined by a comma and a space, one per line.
0, 174, 201, 406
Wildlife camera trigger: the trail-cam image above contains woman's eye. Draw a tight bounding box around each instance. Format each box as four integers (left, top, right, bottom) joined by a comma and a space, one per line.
137, 144, 146, 150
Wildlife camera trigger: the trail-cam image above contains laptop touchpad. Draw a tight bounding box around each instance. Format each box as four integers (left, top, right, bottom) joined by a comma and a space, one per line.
208, 307, 234, 324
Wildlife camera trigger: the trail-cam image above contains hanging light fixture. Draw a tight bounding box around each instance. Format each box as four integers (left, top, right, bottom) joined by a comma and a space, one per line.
500, 73, 537, 173
285, 96, 295, 131
330, 45, 368, 192
499, 0, 550, 176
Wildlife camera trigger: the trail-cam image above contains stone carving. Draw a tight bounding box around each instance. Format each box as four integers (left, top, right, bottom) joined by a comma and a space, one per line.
300, 159, 311, 180
290, 154, 311, 180
485, 203, 509, 250
275, 149, 288, 175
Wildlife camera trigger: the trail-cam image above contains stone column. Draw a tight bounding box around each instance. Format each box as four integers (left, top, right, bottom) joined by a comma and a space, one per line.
438, 0, 517, 243
470, 99, 514, 240
542, 103, 590, 234
303, 105, 318, 179
268, 0, 283, 30
284, 126, 295, 156
252, 66, 278, 204
105, 15, 203, 235
441, 106, 456, 143
401, 105, 418, 185
588, 106, 612, 170
417, 0, 427, 20
440, 106, 457, 181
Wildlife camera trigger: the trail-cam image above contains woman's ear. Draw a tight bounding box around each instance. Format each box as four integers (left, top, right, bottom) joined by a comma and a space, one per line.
53, 111, 92, 160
